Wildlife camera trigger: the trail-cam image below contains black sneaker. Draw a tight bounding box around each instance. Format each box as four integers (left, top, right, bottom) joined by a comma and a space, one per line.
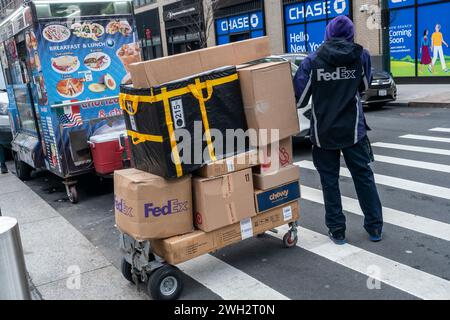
366, 229, 383, 242
1, 164, 7, 174
328, 229, 347, 245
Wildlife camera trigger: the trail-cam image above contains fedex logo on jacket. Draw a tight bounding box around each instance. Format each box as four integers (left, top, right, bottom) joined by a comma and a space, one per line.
317, 67, 356, 81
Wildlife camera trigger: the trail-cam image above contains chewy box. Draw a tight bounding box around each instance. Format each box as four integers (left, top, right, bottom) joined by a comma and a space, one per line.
254, 180, 300, 213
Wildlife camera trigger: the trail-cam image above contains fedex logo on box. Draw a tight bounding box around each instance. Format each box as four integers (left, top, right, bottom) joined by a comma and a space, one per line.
115, 197, 134, 217
144, 199, 189, 218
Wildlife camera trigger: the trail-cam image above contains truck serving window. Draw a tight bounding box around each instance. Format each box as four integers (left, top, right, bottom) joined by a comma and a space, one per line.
13, 85, 37, 134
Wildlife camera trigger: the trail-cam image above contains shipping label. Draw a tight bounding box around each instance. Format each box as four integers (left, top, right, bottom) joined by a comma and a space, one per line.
170, 98, 186, 129
240, 218, 253, 240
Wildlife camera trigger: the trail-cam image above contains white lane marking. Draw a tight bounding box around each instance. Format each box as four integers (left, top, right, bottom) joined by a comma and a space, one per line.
301, 185, 450, 242
372, 142, 450, 156
400, 134, 450, 144
273, 226, 450, 300
296, 160, 450, 200
178, 254, 289, 300
374, 155, 450, 173
429, 128, 450, 133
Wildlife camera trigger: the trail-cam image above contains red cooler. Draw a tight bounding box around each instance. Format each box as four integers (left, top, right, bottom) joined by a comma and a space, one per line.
89, 131, 131, 175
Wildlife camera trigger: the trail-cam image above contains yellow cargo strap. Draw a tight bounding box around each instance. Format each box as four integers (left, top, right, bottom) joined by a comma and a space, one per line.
119, 93, 155, 115
188, 78, 216, 162
119, 72, 239, 176
127, 130, 163, 145
161, 87, 183, 177
119, 73, 238, 116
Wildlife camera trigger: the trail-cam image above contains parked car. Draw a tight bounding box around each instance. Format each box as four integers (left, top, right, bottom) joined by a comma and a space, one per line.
0, 89, 12, 146
361, 69, 397, 107
279, 53, 308, 67
246, 55, 311, 140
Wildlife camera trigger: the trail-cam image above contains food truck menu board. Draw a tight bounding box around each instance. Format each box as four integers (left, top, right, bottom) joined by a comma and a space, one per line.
37, 18, 140, 112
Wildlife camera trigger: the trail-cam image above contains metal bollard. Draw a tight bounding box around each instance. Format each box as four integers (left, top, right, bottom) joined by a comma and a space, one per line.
0, 216, 31, 300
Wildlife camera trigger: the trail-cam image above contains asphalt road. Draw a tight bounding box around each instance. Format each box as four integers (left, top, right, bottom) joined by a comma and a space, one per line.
21, 105, 450, 300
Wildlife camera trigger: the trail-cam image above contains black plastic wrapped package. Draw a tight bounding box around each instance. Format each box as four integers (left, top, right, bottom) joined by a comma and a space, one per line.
119, 66, 248, 178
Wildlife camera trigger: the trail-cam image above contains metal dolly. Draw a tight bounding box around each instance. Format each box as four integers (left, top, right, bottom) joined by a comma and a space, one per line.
119, 221, 298, 300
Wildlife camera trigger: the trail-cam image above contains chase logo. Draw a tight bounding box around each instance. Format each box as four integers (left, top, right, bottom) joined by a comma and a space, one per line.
317, 67, 356, 81
115, 197, 134, 217
269, 190, 289, 201
250, 13, 259, 28
286, 0, 348, 23
144, 199, 189, 218
333, 0, 346, 14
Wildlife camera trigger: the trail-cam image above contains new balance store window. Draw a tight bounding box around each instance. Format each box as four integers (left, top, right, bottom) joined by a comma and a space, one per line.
163, 1, 204, 56
389, 0, 450, 79
136, 8, 163, 60
214, 0, 265, 45
283, 0, 352, 53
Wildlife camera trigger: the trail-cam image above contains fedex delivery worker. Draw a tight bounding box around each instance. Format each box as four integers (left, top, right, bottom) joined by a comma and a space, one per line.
294, 16, 383, 244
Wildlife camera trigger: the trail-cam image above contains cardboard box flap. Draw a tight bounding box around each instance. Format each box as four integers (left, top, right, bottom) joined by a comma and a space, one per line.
129, 37, 271, 88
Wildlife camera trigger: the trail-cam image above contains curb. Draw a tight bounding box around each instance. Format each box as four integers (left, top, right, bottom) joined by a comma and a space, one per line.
408, 101, 450, 108
387, 101, 450, 108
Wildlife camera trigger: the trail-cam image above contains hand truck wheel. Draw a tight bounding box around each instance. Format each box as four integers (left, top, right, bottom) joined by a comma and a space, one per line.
283, 231, 298, 248
121, 258, 137, 284
147, 265, 184, 300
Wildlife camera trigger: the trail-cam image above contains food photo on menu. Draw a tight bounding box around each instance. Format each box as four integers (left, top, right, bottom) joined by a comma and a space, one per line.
39, 19, 140, 103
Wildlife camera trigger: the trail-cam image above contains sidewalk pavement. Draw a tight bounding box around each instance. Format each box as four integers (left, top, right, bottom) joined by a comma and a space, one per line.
0, 168, 148, 300
389, 84, 450, 108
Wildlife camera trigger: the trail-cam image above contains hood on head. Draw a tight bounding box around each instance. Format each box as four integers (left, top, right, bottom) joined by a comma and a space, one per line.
325, 15, 355, 42
316, 39, 363, 66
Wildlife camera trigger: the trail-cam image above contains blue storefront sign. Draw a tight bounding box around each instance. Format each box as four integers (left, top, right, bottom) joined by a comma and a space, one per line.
284, 0, 350, 53
216, 11, 265, 45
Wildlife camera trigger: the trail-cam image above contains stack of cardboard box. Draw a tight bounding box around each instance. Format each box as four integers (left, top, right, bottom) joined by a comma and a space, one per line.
114, 37, 301, 265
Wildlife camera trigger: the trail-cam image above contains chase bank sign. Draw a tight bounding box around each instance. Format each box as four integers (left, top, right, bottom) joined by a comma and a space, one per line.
215, 11, 265, 44
285, 0, 349, 24
216, 12, 264, 35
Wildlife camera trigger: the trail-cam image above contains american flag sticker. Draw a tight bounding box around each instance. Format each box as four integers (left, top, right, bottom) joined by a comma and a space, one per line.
57, 101, 83, 128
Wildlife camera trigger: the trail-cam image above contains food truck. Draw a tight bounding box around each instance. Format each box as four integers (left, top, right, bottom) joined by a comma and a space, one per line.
0, 0, 141, 202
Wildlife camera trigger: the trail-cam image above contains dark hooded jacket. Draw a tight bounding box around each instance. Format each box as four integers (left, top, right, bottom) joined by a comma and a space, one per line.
294, 16, 371, 149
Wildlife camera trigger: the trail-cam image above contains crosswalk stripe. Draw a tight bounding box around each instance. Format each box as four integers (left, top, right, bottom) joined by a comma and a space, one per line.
429, 128, 450, 133
296, 160, 450, 200
301, 185, 450, 241
372, 142, 450, 156
178, 254, 289, 300
374, 154, 450, 173
400, 134, 450, 144
273, 225, 450, 300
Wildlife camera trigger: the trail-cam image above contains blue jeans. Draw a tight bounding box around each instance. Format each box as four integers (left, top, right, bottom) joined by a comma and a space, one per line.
312, 136, 383, 234
0, 144, 5, 164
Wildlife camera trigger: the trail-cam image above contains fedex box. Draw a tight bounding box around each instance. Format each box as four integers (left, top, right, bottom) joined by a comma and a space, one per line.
114, 168, 193, 240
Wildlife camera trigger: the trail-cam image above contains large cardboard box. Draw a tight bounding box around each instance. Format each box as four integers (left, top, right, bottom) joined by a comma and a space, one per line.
254, 180, 301, 213
253, 164, 300, 191
255, 137, 293, 175
195, 149, 258, 178
151, 201, 299, 265
193, 168, 256, 232
130, 37, 271, 88
238, 62, 300, 146
114, 168, 193, 240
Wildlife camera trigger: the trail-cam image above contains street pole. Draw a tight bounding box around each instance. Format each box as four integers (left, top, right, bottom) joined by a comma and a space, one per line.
0, 216, 31, 300
381, 0, 391, 73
